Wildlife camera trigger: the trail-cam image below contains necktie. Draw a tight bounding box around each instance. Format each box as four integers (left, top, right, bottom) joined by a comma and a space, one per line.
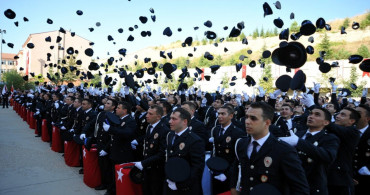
172, 134, 179, 145
305, 133, 312, 140
219, 128, 225, 137
146, 125, 153, 136
250, 141, 259, 159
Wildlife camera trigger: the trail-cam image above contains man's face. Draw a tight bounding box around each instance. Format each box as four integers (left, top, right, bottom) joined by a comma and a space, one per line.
218, 108, 233, 126
275, 101, 282, 111
146, 108, 160, 124
307, 109, 329, 130
245, 108, 270, 138
181, 104, 194, 117
136, 105, 143, 112
43, 94, 49, 100
213, 99, 223, 110
52, 94, 58, 101
73, 100, 81, 108
115, 104, 126, 117
326, 104, 336, 114
280, 106, 293, 119
81, 100, 90, 111
65, 97, 72, 105
104, 100, 114, 112
230, 99, 238, 107
168, 96, 175, 104
335, 109, 354, 127
169, 111, 186, 132
355, 107, 370, 127
293, 106, 303, 115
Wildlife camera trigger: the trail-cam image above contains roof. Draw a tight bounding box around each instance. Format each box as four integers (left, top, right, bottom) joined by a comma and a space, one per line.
1, 53, 17, 60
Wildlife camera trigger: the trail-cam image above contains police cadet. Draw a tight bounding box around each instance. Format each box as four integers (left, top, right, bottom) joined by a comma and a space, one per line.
159, 100, 172, 127
165, 108, 205, 195
326, 107, 360, 195
133, 98, 149, 161
353, 104, 370, 195
210, 105, 246, 194
102, 101, 136, 195
43, 93, 53, 144
181, 101, 208, 144
230, 102, 309, 195
280, 99, 340, 194
133, 105, 169, 195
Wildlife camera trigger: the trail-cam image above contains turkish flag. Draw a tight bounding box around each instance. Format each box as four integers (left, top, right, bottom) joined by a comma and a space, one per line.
51, 126, 63, 152
201, 68, 205, 80
64, 141, 80, 167
363, 72, 370, 77
82, 146, 101, 188
218, 191, 232, 195
115, 163, 143, 195
242, 65, 247, 79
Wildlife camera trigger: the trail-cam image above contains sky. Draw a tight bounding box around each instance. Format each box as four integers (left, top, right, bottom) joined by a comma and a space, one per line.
0, 0, 369, 59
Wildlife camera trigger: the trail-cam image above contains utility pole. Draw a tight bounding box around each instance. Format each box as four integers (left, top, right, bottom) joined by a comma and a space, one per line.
0, 29, 6, 82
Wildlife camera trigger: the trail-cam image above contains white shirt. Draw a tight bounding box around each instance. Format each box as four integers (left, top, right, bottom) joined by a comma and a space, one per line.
120, 114, 129, 120
76, 106, 81, 112
85, 108, 92, 113
149, 120, 160, 134
247, 132, 270, 158
176, 127, 188, 136
302, 130, 321, 139
285, 118, 292, 130
358, 125, 369, 137
220, 122, 232, 135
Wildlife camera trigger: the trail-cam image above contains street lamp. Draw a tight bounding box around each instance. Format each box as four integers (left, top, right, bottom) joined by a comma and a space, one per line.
0, 29, 6, 82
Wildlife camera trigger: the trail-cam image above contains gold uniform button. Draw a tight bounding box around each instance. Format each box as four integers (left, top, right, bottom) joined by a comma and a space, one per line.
250, 187, 253, 191
250, 165, 254, 169
249, 177, 253, 181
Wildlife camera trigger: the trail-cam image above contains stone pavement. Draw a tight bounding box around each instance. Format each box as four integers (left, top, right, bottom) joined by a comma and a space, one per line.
0, 106, 105, 195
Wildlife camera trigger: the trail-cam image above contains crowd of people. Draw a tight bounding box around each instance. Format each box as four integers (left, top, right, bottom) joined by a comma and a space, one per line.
9, 80, 370, 195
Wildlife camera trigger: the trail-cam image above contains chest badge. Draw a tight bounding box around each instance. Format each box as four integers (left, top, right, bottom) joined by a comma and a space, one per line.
261, 175, 268, 183
179, 142, 185, 150
86, 117, 89, 120
154, 133, 159, 139
264, 156, 272, 167
313, 141, 318, 146
225, 149, 230, 153
121, 122, 125, 126
226, 136, 231, 143
150, 144, 154, 148
189, 126, 192, 130
307, 158, 313, 163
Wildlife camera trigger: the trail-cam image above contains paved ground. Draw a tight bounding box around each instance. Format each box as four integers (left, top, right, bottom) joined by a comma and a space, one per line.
0, 106, 105, 195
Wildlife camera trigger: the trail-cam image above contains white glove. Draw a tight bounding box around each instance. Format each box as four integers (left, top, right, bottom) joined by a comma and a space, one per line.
54, 102, 59, 109
220, 88, 225, 95
330, 82, 338, 93
146, 84, 151, 92
197, 90, 202, 97
242, 91, 249, 102
348, 98, 353, 103
362, 88, 368, 97
202, 97, 207, 105
269, 89, 281, 99
80, 133, 86, 140
258, 86, 266, 97
214, 173, 227, 182
60, 126, 66, 130
99, 105, 104, 110
301, 93, 315, 107
124, 86, 130, 95
99, 150, 108, 156
279, 130, 299, 147
69, 129, 74, 133
134, 162, 143, 171
158, 86, 162, 94
103, 122, 110, 132
185, 90, 189, 97
292, 90, 298, 99
131, 139, 138, 149
217, 86, 220, 92
167, 179, 177, 191
35, 111, 40, 115
209, 137, 214, 143
313, 82, 321, 94
51, 122, 55, 125
341, 91, 348, 97
358, 166, 370, 176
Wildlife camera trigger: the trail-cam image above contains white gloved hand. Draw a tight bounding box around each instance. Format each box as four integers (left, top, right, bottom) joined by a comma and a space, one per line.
242, 91, 249, 102
60, 126, 66, 130
220, 88, 225, 95
348, 98, 353, 103
124, 86, 130, 95
197, 90, 202, 97
80, 133, 86, 140
269, 89, 281, 99
341, 91, 348, 97
301, 93, 315, 107
279, 130, 299, 147
362, 88, 368, 97
146, 84, 151, 92
99, 105, 104, 110
330, 82, 338, 93
35, 111, 40, 115
134, 162, 143, 171
54, 102, 59, 109
202, 98, 207, 105
131, 139, 138, 149
313, 82, 321, 94
51, 122, 55, 125
358, 166, 370, 176
292, 90, 298, 99
69, 129, 74, 133
167, 179, 177, 191
99, 150, 108, 156
158, 86, 162, 94
217, 86, 221, 92
103, 122, 110, 132
258, 86, 266, 97
209, 137, 214, 143
214, 173, 227, 182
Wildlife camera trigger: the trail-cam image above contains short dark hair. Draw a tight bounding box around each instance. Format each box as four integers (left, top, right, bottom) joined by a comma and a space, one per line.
118, 101, 132, 114
68, 96, 76, 101
160, 100, 172, 113
215, 98, 224, 105
75, 98, 83, 104
358, 104, 370, 117
83, 98, 93, 106
312, 107, 332, 121
150, 105, 164, 116
220, 104, 235, 115
249, 102, 274, 121
182, 101, 196, 111
107, 99, 118, 109
173, 108, 191, 126
281, 104, 293, 112
343, 107, 360, 125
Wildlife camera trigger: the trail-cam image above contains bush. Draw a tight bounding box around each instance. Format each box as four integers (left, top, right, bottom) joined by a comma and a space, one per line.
332, 48, 351, 60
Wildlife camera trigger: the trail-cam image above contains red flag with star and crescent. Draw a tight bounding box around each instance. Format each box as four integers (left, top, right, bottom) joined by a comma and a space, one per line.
115, 163, 142, 195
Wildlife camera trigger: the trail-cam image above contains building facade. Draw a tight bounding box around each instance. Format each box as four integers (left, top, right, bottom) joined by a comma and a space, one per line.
1, 53, 17, 73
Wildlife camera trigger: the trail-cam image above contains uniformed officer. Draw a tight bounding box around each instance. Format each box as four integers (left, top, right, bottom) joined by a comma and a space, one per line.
134, 105, 170, 195
133, 98, 149, 161
102, 101, 136, 195
210, 105, 246, 194
230, 102, 309, 195
353, 104, 370, 195
164, 108, 205, 195
181, 101, 208, 144
280, 106, 340, 195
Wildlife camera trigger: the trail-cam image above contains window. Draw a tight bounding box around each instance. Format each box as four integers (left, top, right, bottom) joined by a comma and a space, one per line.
8, 61, 14, 65
1, 61, 4, 65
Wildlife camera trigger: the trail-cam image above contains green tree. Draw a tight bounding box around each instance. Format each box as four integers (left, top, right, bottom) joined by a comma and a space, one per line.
318, 33, 334, 59
340, 65, 366, 97
357, 44, 370, 58
290, 21, 300, 33
221, 73, 230, 89
273, 28, 278, 36
260, 27, 265, 38
90, 73, 102, 87
60, 55, 80, 83
360, 12, 370, 30
2, 70, 34, 90
239, 32, 246, 41
340, 18, 350, 30
252, 28, 259, 39
201, 38, 207, 45
258, 65, 274, 93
